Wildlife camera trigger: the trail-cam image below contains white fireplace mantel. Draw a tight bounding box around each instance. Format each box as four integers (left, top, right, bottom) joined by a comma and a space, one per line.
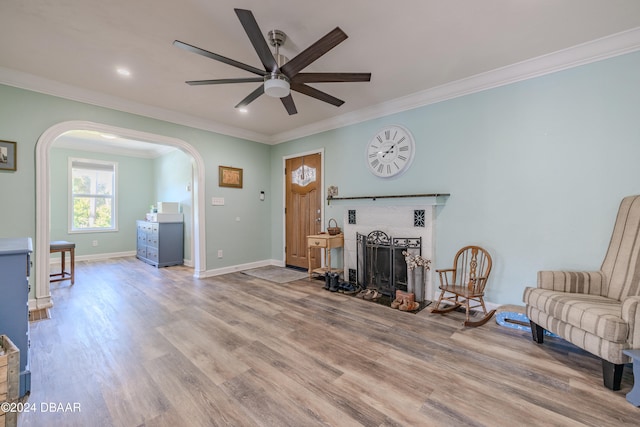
342, 203, 437, 300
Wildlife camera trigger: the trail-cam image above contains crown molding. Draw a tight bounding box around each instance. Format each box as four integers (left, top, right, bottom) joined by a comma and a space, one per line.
2, 26, 639, 146
0, 66, 271, 144
269, 26, 640, 144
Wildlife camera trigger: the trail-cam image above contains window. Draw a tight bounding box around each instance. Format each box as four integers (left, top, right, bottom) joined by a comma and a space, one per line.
69, 158, 117, 232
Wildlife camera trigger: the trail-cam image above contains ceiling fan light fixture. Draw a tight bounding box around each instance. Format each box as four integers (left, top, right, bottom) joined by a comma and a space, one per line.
264, 74, 290, 98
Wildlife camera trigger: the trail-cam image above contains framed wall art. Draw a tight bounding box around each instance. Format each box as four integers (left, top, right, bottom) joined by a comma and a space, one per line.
0, 140, 16, 171
218, 165, 243, 188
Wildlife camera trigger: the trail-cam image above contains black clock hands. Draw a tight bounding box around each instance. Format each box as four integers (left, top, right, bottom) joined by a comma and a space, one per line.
382, 143, 397, 158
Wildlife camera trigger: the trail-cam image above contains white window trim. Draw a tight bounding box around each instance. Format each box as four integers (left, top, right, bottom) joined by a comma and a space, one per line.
68, 157, 119, 233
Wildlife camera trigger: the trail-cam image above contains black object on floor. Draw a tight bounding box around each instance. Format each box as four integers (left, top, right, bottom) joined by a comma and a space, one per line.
355, 291, 432, 314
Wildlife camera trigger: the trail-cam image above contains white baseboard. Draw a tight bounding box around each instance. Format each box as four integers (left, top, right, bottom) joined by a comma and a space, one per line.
270, 259, 286, 268
200, 259, 285, 278
485, 301, 500, 312
47, 250, 270, 279
49, 250, 137, 264
49, 251, 193, 267
28, 297, 53, 311
428, 299, 501, 313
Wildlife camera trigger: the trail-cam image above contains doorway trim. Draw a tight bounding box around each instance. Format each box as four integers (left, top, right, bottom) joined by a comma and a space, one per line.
34, 120, 206, 309
281, 148, 325, 266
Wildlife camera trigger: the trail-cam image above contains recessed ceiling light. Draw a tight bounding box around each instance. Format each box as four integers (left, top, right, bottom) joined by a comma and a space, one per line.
238, 108, 248, 113
116, 67, 131, 77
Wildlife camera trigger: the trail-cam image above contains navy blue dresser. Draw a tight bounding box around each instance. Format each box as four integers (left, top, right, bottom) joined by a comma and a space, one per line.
0, 237, 32, 397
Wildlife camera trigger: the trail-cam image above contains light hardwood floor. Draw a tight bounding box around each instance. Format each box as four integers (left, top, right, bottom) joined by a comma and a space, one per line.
18, 257, 638, 426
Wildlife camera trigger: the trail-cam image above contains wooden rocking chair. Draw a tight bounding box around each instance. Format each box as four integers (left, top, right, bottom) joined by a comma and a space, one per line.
431, 245, 494, 327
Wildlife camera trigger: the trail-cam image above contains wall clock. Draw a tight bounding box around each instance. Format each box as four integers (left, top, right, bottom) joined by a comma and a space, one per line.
366, 125, 415, 178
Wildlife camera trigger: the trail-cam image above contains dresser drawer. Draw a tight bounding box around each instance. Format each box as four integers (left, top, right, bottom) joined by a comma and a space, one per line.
146, 235, 159, 248
308, 237, 328, 248
136, 246, 147, 258
138, 222, 152, 233
146, 247, 159, 262
137, 231, 147, 245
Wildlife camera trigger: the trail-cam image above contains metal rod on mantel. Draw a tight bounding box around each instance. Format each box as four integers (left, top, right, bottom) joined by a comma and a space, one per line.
326, 193, 450, 205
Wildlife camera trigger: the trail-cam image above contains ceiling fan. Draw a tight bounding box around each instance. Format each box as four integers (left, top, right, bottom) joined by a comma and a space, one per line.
173, 8, 371, 115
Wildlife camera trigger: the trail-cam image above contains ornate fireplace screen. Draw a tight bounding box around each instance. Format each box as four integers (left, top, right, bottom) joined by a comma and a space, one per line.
356, 231, 421, 297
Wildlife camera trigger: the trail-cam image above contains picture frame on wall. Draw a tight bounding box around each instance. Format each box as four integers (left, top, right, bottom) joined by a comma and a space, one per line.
0, 140, 16, 171
218, 165, 243, 188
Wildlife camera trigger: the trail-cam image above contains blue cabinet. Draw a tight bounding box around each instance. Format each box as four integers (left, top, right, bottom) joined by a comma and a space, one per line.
0, 237, 32, 397
136, 221, 183, 267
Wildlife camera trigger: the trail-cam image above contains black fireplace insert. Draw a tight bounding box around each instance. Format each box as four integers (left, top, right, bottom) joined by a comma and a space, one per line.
356, 231, 421, 297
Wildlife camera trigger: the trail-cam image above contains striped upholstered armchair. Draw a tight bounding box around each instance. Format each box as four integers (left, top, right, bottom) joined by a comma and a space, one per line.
523, 195, 640, 391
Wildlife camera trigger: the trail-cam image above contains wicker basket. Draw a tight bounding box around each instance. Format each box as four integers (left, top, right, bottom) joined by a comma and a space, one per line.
327, 218, 341, 235
0, 335, 19, 427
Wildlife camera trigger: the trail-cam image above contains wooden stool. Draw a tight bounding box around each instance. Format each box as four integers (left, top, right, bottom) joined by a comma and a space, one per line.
50, 241, 75, 284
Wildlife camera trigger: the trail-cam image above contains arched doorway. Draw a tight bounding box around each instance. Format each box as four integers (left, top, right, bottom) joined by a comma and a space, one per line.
34, 120, 206, 309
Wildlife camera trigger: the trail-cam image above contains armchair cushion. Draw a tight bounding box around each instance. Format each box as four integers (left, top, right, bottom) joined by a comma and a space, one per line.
523, 287, 628, 343
526, 305, 629, 364
622, 295, 640, 347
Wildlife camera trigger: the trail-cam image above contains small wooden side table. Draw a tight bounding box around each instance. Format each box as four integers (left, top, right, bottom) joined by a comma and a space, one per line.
307, 233, 344, 279
623, 349, 640, 406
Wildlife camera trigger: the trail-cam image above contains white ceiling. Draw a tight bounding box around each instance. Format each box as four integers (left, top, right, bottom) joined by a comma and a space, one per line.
2, 0, 640, 145
54, 130, 177, 158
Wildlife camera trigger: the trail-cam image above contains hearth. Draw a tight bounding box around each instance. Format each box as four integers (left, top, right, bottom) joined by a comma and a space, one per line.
356, 230, 421, 297
342, 203, 436, 301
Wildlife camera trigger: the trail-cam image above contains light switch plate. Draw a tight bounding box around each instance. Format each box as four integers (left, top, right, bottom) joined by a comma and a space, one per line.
211, 197, 225, 206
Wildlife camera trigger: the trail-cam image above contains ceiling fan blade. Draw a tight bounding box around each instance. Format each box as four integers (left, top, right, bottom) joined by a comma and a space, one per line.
292, 72, 371, 83
280, 27, 348, 78
280, 95, 298, 115
234, 9, 279, 73
235, 85, 265, 109
291, 82, 344, 107
173, 40, 266, 76
186, 77, 264, 86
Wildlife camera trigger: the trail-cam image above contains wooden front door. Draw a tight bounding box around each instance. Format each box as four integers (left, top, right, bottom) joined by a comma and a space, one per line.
285, 153, 322, 270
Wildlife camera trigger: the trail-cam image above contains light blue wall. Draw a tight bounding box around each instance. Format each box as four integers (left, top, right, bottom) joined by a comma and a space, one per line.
2, 50, 639, 305
154, 149, 193, 261
49, 147, 155, 255
0, 84, 272, 272
198, 131, 272, 268
271, 51, 640, 305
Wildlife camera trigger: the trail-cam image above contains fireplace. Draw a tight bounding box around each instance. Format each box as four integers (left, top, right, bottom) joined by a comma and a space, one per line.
342, 203, 436, 301
356, 231, 421, 297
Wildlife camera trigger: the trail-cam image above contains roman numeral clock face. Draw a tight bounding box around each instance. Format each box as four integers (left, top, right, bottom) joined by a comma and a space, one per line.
366, 125, 415, 178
